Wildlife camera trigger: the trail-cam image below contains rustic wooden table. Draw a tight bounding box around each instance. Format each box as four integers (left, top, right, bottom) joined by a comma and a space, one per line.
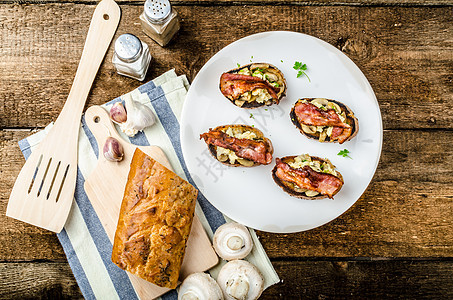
1, 0, 452, 298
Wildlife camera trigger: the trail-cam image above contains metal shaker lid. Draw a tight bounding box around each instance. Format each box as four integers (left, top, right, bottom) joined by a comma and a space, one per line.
144, 0, 171, 24
114, 34, 143, 63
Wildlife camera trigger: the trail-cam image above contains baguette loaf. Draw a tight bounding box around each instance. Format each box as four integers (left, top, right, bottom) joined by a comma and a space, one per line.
111, 148, 198, 289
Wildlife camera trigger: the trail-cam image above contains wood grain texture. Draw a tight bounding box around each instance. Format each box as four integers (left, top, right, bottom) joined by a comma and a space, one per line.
2, 130, 452, 260
265, 260, 453, 299
0, 5, 452, 129
1, 260, 452, 299
0, 263, 81, 299
0, 0, 451, 6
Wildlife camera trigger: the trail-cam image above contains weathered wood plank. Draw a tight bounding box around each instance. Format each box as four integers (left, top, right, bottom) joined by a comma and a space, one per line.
265, 260, 453, 299
0, 0, 452, 6
0, 262, 81, 299
1, 129, 452, 260
0, 5, 451, 129
1, 260, 452, 299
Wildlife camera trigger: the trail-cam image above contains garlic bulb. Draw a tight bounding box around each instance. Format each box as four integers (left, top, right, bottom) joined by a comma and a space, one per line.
120, 94, 156, 137
109, 102, 127, 124
103, 137, 124, 162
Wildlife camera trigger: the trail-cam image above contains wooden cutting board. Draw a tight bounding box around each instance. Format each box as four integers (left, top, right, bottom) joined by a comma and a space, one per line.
83, 105, 218, 299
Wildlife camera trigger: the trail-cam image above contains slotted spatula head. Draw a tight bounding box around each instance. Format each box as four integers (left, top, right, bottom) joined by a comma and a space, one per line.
6, 0, 120, 233
7, 127, 79, 232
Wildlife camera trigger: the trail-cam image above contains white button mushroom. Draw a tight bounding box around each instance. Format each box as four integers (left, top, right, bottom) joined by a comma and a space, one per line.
178, 272, 224, 300
213, 223, 253, 261
217, 260, 264, 300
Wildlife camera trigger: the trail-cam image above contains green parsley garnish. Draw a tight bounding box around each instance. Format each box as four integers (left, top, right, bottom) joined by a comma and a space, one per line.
237, 63, 241, 67
250, 113, 254, 119
338, 149, 352, 159
293, 61, 311, 82
280, 60, 283, 63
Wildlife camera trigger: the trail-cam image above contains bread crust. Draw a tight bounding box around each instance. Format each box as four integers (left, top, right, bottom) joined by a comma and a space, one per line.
290, 98, 359, 143
203, 124, 273, 167
272, 155, 343, 200
111, 149, 198, 289
220, 63, 287, 109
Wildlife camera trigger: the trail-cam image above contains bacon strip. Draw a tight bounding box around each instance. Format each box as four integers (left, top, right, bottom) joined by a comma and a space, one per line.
200, 129, 272, 165
294, 102, 350, 128
274, 158, 343, 198
330, 126, 353, 144
220, 73, 279, 101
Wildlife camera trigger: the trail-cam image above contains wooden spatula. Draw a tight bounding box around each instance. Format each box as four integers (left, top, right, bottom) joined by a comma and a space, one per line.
6, 0, 121, 233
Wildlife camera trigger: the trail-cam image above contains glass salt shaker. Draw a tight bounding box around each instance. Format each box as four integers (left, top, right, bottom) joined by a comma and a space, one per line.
112, 33, 152, 81
139, 0, 180, 47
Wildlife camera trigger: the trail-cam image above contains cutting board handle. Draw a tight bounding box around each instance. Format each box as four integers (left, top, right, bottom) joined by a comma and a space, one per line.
85, 105, 122, 156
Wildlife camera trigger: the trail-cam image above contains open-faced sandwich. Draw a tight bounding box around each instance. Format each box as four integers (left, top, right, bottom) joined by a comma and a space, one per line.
290, 98, 358, 144
219, 63, 287, 108
272, 154, 344, 199
200, 124, 273, 167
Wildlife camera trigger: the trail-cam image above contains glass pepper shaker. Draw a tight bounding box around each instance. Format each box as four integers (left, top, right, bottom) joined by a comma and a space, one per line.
139, 0, 180, 47
112, 33, 152, 81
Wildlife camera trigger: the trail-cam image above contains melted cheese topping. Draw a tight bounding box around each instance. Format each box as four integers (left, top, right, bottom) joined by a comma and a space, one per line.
287, 155, 337, 176
252, 88, 272, 103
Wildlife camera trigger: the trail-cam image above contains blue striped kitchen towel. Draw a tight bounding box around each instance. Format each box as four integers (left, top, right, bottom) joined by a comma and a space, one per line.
18, 69, 279, 300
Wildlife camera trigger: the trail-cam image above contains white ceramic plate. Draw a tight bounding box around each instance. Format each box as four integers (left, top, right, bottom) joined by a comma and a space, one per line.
180, 31, 382, 233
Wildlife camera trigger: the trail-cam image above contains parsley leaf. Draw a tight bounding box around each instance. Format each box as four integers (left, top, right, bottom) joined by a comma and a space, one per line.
293, 61, 302, 70
237, 63, 241, 67
337, 149, 352, 159
249, 113, 254, 119
293, 61, 311, 82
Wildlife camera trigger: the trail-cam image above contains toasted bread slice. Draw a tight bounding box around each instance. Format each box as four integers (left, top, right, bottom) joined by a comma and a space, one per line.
272, 154, 343, 200
200, 125, 273, 167
290, 98, 358, 144
219, 63, 287, 109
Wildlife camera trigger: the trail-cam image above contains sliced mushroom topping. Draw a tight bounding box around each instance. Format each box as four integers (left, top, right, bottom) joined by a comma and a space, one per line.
250, 63, 269, 70
264, 72, 278, 82
217, 260, 264, 300
311, 98, 329, 106
213, 223, 253, 261
301, 124, 317, 134
179, 272, 224, 300
236, 158, 254, 167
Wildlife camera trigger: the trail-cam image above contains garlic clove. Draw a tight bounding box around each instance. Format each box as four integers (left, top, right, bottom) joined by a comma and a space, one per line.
109, 102, 127, 124
120, 95, 156, 137
120, 122, 138, 138
103, 137, 124, 162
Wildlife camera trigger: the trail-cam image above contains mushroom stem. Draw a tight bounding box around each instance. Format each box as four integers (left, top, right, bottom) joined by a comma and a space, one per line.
226, 274, 250, 300
227, 235, 244, 251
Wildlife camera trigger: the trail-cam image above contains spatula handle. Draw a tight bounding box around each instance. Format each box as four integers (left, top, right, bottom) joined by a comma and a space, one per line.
56, 0, 121, 131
